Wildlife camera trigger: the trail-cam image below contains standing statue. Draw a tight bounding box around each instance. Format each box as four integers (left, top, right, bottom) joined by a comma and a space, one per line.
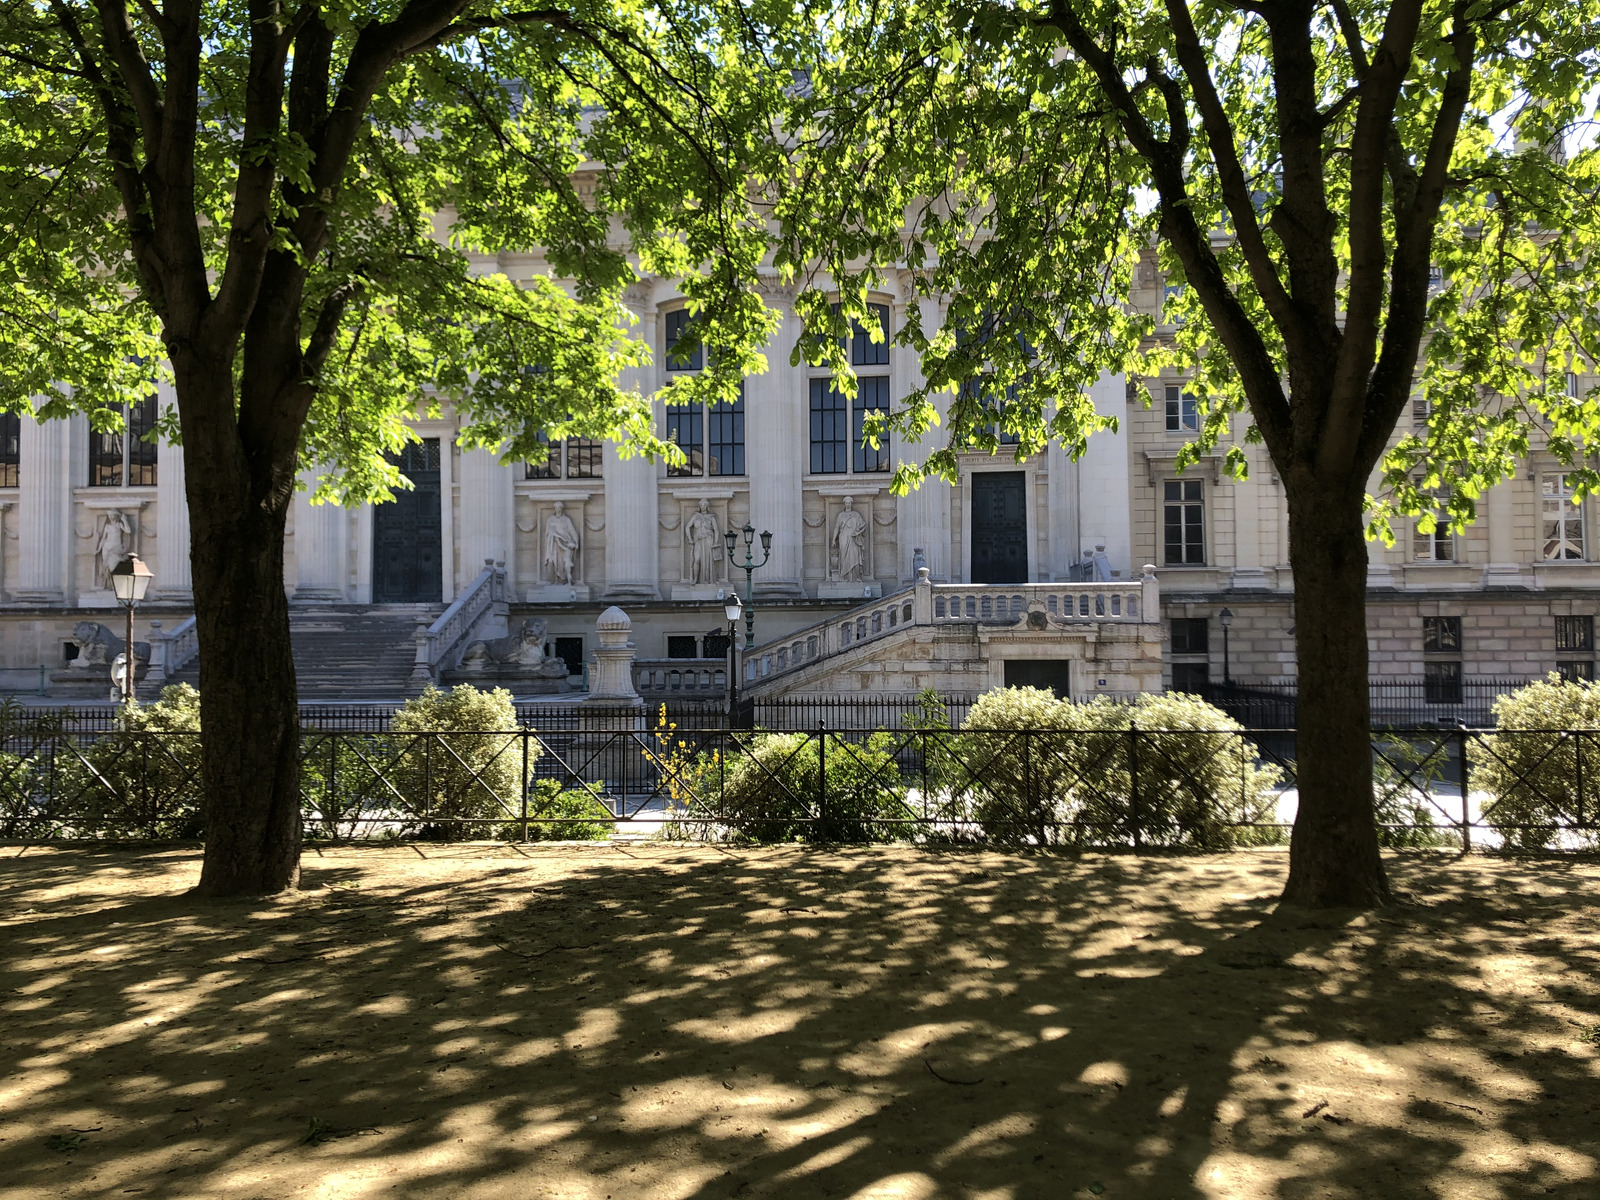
543, 501, 580, 585
96, 511, 131, 589
832, 495, 869, 582
685, 498, 720, 584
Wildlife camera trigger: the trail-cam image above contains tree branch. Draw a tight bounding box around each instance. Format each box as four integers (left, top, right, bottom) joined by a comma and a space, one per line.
87, 0, 164, 153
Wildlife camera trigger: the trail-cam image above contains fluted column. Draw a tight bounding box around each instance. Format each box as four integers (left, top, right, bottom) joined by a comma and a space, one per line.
154, 383, 191, 598
744, 281, 805, 597
457, 442, 514, 582
603, 283, 662, 600
14, 407, 72, 602
292, 469, 348, 600
1077, 371, 1133, 578
893, 272, 952, 581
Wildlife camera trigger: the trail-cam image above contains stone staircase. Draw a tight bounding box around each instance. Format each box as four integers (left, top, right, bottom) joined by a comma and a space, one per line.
166, 606, 435, 699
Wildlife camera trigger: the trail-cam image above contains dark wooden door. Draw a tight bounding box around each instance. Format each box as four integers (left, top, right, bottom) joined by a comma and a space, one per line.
971, 471, 1029, 583
1005, 659, 1073, 698
372, 439, 443, 603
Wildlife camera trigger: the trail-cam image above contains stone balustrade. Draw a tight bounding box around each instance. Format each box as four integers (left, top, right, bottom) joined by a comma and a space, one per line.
410, 560, 507, 686
148, 615, 199, 680
633, 660, 729, 695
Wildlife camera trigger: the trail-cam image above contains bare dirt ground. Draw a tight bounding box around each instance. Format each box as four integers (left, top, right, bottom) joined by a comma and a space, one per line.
1, 844, 1597, 1200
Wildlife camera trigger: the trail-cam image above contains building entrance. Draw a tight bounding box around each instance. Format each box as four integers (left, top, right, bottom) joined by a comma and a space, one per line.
372, 439, 443, 603
1004, 659, 1072, 697
971, 471, 1028, 583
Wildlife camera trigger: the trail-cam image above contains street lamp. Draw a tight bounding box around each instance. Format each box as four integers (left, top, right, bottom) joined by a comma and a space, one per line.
1218, 606, 1234, 687
109, 554, 154, 706
723, 523, 772, 648
723, 593, 746, 727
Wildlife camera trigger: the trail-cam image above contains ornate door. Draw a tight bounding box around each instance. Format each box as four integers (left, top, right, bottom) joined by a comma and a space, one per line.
372, 439, 443, 603
970, 471, 1029, 584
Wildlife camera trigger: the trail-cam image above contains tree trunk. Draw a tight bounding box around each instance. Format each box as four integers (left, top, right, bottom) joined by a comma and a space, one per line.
180, 370, 303, 897
1280, 481, 1392, 907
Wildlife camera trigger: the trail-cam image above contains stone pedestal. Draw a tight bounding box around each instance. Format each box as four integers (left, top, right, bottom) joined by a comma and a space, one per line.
583, 605, 642, 707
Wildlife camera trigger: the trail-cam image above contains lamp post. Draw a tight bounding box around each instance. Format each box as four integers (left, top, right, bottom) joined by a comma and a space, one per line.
723, 593, 747, 727
110, 554, 154, 707
1218, 606, 1234, 687
723, 523, 772, 649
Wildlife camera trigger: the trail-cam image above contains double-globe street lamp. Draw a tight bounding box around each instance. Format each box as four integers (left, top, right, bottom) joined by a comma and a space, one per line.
722, 522, 772, 649
723, 592, 747, 728
110, 554, 154, 706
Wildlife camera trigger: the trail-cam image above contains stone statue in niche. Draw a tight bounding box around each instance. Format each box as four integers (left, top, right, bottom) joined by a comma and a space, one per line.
96, 511, 132, 588
831, 495, 868, 582
542, 501, 580, 585
454, 617, 570, 689
685, 498, 721, 584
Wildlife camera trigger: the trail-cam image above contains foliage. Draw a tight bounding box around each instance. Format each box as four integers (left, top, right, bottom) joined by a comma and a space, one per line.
1472, 675, 1600, 851
51, 685, 206, 839
513, 779, 614, 842
666, 730, 912, 844
384, 686, 525, 838
943, 687, 1283, 848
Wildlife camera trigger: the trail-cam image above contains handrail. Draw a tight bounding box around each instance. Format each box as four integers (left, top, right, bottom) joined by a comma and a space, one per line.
742, 567, 1160, 693
410, 560, 507, 687
148, 615, 199, 680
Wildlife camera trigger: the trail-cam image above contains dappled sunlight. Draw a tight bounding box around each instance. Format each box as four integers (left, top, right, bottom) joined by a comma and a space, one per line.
0, 845, 1597, 1198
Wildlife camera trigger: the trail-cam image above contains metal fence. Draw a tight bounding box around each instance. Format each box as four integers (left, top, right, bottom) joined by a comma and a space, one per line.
2, 722, 1595, 851
1198, 679, 1534, 730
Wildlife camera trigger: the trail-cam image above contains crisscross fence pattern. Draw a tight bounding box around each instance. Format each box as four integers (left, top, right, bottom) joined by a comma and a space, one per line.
2, 723, 1598, 850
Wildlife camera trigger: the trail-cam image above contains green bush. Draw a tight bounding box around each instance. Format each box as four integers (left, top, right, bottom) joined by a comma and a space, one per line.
669, 730, 911, 843
511, 779, 614, 841
1472, 675, 1600, 851
941, 687, 1284, 848
1371, 734, 1460, 849
386, 685, 527, 839
53, 685, 205, 838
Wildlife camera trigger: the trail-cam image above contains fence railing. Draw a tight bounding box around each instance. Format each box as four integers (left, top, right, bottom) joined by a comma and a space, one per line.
1200, 678, 1535, 729
2, 723, 1595, 851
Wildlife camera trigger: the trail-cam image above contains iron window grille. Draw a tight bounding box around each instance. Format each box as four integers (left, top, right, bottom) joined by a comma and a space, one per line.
88, 397, 158, 487
1555, 615, 1594, 652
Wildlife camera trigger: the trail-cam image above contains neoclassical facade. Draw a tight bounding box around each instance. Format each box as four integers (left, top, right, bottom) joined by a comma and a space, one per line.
2, 254, 1597, 700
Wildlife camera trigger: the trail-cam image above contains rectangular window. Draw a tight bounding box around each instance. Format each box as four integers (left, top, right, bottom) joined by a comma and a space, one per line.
1411, 394, 1430, 428
524, 431, 559, 479
1171, 662, 1210, 691
853, 377, 891, 473
708, 389, 745, 476
1422, 616, 1462, 654
1412, 519, 1455, 562
1170, 617, 1210, 655
1162, 479, 1204, 565
566, 437, 602, 479
809, 379, 849, 474
666, 635, 700, 660
1555, 615, 1594, 652
1424, 660, 1463, 704
666, 404, 704, 477
664, 308, 703, 371
1558, 660, 1595, 683
0, 412, 18, 488
1566, 371, 1579, 399
1164, 385, 1198, 432
850, 304, 890, 367
88, 397, 159, 488
1542, 474, 1584, 560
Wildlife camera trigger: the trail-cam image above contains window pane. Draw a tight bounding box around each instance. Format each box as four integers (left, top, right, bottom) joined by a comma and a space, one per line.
1171, 617, 1209, 655
1171, 662, 1210, 691
1424, 661, 1463, 704
666, 405, 704, 477
1558, 660, 1595, 683
1422, 616, 1461, 654
1163, 480, 1204, 565
666, 635, 699, 660
853, 377, 890, 472
1556, 616, 1594, 652
1542, 474, 1585, 560
664, 309, 702, 371
1165, 385, 1197, 431
126, 396, 158, 485
566, 437, 602, 479
851, 304, 890, 367
0, 412, 18, 488
809, 379, 847, 474
708, 388, 744, 476
88, 414, 124, 488
524, 431, 559, 479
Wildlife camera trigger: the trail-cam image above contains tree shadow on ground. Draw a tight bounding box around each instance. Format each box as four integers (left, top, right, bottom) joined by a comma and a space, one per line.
0, 844, 1597, 1199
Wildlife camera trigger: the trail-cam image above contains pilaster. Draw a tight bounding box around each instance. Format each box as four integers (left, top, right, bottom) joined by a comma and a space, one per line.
894, 272, 952, 582
457, 443, 514, 583
292, 468, 348, 601
1077, 371, 1133, 578
743, 278, 805, 598
603, 283, 662, 600
15, 408, 72, 602
154, 391, 191, 598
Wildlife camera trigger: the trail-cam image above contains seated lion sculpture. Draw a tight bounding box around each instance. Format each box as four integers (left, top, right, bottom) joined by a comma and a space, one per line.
459, 618, 568, 677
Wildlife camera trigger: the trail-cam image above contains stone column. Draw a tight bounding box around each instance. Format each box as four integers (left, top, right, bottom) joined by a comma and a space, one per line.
292, 469, 347, 601
14, 407, 72, 602
457, 443, 514, 582
154, 388, 191, 598
1076, 371, 1133, 578
1483, 475, 1528, 586
1230, 448, 1270, 590
744, 280, 805, 598
603, 284, 662, 600
894, 272, 953, 581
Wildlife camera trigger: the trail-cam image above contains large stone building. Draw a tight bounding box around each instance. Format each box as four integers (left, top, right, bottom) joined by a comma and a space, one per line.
2, 258, 1595, 704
